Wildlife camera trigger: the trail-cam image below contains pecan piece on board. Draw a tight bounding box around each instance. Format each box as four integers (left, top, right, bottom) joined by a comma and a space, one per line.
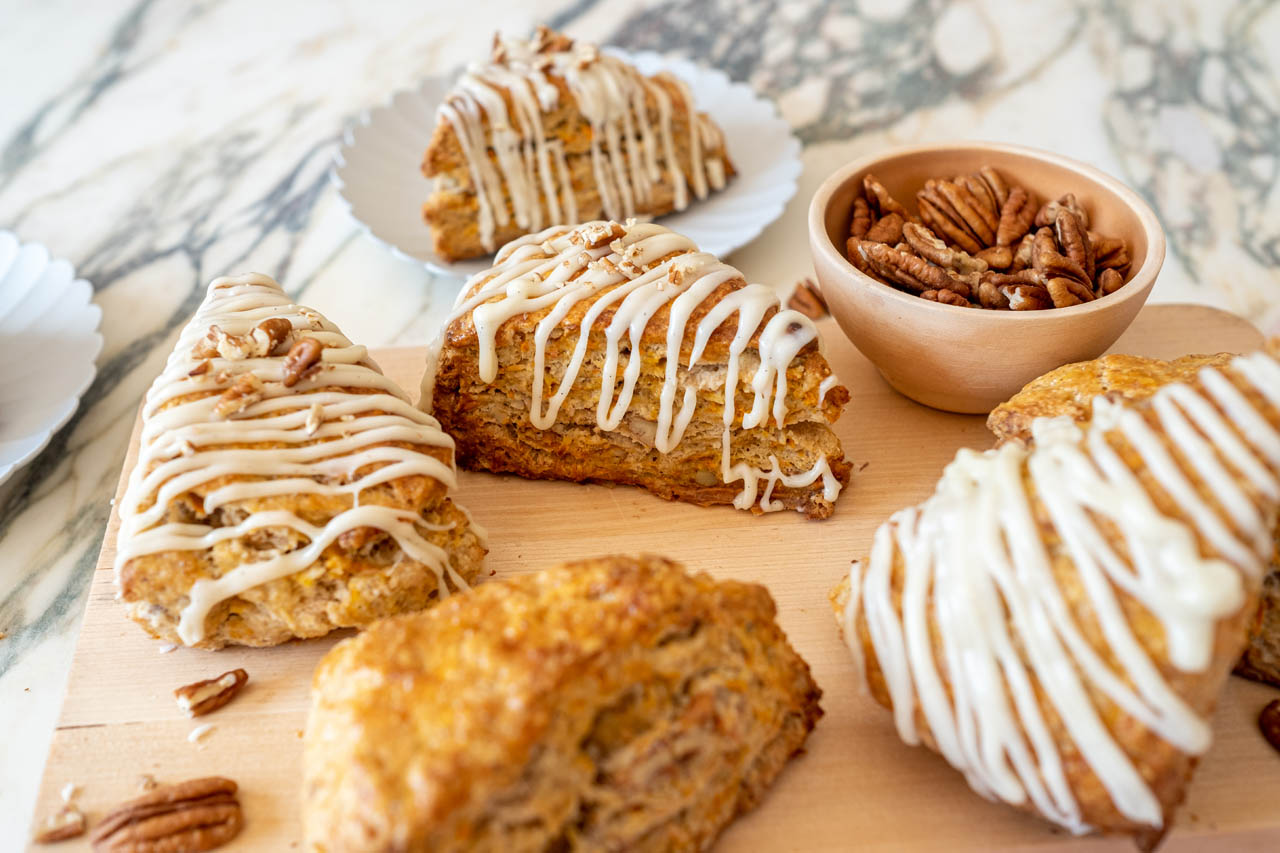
855, 241, 972, 298
1034, 192, 1090, 229
91, 777, 243, 853
849, 195, 872, 239
996, 186, 1038, 247
862, 173, 912, 221
864, 211, 905, 244
174, 669, 249, 718
902, 222, 987, 275
282, 337, 324, 387
1054, 209, 1095, 282
1096, 267, 1126, 296
787, 279, 829, 320
31, 806, 86, 843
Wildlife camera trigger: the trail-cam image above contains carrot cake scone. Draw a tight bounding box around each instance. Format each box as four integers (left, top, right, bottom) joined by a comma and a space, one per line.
304, 554, 821, 852
422, 220, 852, 518
832, 343, 1280, 847
988, 349, 1280, 689
423, 26, 735, 261
115, 274, 486, 649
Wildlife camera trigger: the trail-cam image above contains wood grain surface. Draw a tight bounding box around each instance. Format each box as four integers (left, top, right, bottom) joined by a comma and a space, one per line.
28, 304, 1278, 851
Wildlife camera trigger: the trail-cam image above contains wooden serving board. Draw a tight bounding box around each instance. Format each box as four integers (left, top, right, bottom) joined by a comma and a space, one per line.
30, 304, 1280, 852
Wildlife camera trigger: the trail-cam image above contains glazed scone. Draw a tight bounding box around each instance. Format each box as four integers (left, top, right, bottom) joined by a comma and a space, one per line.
422, 220, 852, 519
304, 554, 822, 852
987, 349, 1280, 688
832, 345, 1280, 848
115, 274, 487, 649
423, 26, 734, 261
986, 352, 1234, 446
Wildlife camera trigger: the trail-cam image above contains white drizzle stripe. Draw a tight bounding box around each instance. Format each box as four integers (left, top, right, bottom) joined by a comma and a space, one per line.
421, 220, 844, 514
117, 274, 470, 645
841, 358, 1280, 833
435, 31, 724, 251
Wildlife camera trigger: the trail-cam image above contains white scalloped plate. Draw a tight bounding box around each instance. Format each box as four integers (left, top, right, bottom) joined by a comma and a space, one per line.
0, 231, 102, 486
332, 50, 801, 279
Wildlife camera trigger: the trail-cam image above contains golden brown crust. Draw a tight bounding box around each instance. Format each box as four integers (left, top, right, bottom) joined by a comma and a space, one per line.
987, 352, 1235, 446
304, 554, 822, 852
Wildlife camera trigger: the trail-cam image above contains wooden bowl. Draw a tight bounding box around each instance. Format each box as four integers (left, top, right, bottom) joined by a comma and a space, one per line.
808, 141, 1166, 413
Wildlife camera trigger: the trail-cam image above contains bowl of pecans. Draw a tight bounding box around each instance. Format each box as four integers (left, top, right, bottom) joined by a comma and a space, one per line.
808, 141, 1165, 413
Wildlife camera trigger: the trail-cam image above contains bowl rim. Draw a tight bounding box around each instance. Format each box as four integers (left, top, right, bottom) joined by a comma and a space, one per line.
807, 139, 1167, 321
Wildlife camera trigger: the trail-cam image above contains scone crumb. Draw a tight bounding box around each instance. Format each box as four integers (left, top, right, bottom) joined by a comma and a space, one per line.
31, 805, 86, 844
187, 723, 216, 745
59, 782, 80, 803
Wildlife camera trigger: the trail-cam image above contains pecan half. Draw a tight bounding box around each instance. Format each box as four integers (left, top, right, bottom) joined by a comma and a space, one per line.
855, 241, 971, 298
1045, 276, 1094, 308
1261, 699, 1280, 754
1031, 227, 1091, 289
1054, 209, 1095, 283
903, 222, 987, 275
864, 211, 905, 244
936, 179, 997, 246
977, 278, 1011, 310
1010, 232, 1035, 272
1091, 232, 1131, 276
1097, 267, 1125, 296
863, 173, 911, 221
849, 195, 872, 239
975, 245, 1012, 270
960, 173, 999, 219
984, 270, 1052, 310
282, 338, 323, 387
920, 288, 971, 307
32, 806, 86, 843
91, 777, 242, 853
996, 186, 1037, 247
1034, 192, 1089, 229
174, 669, 248, 717
978, 166, 1010, 208
787, 279, 829, 320
918, 194, 984, 254
212, 373, 265, 419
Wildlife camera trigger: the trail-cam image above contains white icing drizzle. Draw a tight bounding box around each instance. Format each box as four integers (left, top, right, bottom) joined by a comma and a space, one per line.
117, 274, 469, 645
841, 357, 1280, 833
436, 28, 724, 251
421, 220, 843, 514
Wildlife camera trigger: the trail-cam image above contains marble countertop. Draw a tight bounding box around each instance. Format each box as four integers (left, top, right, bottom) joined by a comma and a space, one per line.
2, 0, 1276, 841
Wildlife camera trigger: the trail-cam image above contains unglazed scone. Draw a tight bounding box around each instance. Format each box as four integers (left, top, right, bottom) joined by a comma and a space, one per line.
421, 220, 852, 518
988, 350, 1280, 689
423, 26, 734, 261
115, 274, 487, 649
303, 554, 822, 852
832, 344, 1280, 848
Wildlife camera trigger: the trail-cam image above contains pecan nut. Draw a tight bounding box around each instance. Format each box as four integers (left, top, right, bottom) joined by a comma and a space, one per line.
91, 777, 242, 853
849, 195, 872, 240
282, 338, 324, 387
174, 669, 248, 717
212, 373, 265, 419
902, 222, 987, 275
978, 166, 1010, 208
1009, 232, 1035, 272
855, 241, 971, 299
863, 173, 911, 221
975, 245, 1012, 270
1034, 192, 1089, 229
995, 186, 1038, 247
1097, 267, 1125, 296
1031, 227, 1091, 289
1261, 699, 1280, 754
864, 211, 905, 245
918, 188, 984, 254
32, 806, 86, 843
1091, 232, 1131, 277
920, 288, 971, 307
936, 179, 997, 245
1054, 209, 1095, 283
786, 279, 828, 320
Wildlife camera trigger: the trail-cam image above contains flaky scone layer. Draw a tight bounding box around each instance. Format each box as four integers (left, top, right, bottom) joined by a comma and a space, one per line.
304, 554, 822, 852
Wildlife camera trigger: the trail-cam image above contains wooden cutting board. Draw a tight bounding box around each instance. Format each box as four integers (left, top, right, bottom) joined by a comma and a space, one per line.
29, 304, 1280, 852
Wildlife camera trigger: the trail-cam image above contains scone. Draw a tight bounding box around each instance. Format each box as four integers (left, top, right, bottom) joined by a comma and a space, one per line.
303, 554, 822, 852
115, 273, 487, 649
988, 350, 1280, 688
832, 344, 1280, 848
422, 219, 852, 518
423, 26, 734, 261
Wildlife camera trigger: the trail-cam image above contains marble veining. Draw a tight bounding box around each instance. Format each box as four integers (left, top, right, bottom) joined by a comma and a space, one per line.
0, 0, 1276, 841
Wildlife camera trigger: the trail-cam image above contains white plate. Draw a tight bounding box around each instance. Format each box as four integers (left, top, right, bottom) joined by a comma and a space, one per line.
0, 231, 102, 486
332, 49, 801, 280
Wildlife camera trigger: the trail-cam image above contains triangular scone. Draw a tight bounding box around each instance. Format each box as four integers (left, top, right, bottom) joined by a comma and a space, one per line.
832, 344, 1280, 846
422, 26, 735, 262
116, 274, 487, 649
422, 220, 851, 518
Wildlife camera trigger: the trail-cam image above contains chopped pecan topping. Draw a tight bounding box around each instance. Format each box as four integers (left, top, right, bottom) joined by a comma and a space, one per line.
212, 373, 265, 419
188, 360, 211, 377
251, 317, 293, 356
174, 669, 248, 717
490, 32, 507, 64
532, 24, 574, 54
91, 777, 242, 853
572, 221, 626, 249
787, 279, 829, 320
282, 338, 323, 387
31, 806, 86, 844
192, 318, 292, 361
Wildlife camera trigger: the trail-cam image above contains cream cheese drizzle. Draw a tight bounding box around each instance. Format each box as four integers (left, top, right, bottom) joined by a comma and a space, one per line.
117, 274, 468, 645
437, 30, 724, 251
841, 357, 1280, 833
421, 220, 843, 514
